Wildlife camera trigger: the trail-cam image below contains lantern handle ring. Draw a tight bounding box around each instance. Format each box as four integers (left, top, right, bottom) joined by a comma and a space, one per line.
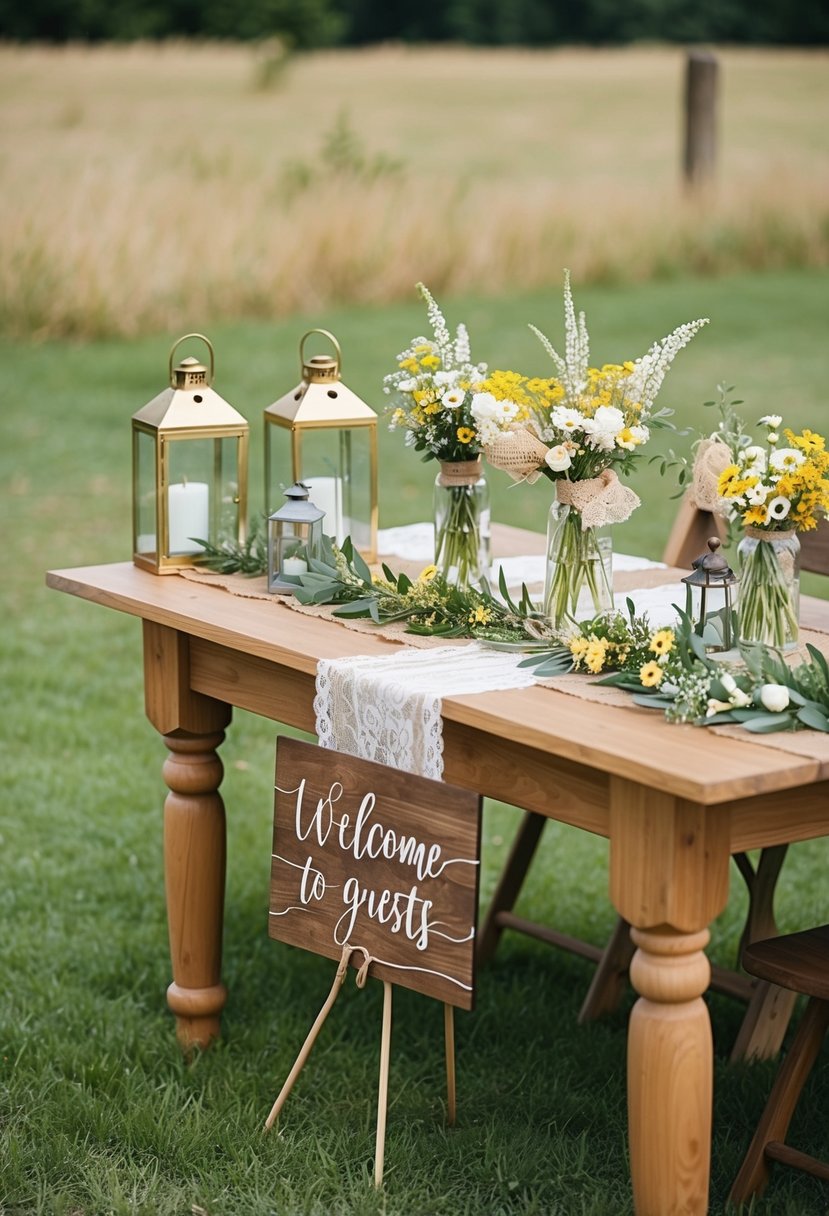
300, 328, 341, 375
168, 333, 215, 386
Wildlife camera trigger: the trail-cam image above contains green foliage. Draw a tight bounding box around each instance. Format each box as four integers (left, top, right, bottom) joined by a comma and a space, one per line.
281, 109, 404, 202
3, 0, 828, 45
0, 0, 346, 46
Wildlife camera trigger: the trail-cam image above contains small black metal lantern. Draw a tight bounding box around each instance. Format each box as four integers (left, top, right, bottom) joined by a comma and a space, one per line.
267, 483, 324, 594
682, 537, 738, 652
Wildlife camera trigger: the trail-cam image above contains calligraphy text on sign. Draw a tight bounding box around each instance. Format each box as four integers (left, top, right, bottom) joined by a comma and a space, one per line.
269, 737, 481, 1008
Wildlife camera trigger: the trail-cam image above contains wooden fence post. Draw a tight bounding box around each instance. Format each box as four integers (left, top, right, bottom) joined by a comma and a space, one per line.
683, 49, 719, 189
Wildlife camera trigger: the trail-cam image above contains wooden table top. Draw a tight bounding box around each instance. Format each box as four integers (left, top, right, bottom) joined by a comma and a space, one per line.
47, 526, 829, 808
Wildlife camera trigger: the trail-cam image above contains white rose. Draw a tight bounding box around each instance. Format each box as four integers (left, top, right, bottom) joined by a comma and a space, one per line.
470, 391, 497, 421
545, 445, 572, 472
592, 405, 625, 434
758, 684, 790, 713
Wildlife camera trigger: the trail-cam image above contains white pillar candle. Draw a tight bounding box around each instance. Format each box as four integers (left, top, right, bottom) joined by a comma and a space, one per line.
305, 475, 344, 544
168, 481, 209, 554
282, 556, 308, 576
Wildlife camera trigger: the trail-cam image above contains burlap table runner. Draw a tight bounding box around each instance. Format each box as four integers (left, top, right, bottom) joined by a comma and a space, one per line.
179, 562, 829, 764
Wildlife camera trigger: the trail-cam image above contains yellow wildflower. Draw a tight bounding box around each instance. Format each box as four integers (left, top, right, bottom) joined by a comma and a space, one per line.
640, 661, 664, 688
420, 354, 441, 370
417, 564, 438, 583
569, 636, 590, 660
717, 465, 742, 496
787, 427, 825, 454
457, 427, 475, 444
744, 504, 769, 527
468, 605, 492, 626
584, 638, 609, 674
398, 357, 419, 373
649, 629, 675, 656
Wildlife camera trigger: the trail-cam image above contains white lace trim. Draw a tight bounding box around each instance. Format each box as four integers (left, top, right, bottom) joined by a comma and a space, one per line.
314, 644, 536, 781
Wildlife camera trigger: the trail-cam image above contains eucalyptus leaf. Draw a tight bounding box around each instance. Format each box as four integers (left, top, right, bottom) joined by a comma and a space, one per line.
742, 716, 798, 733
797, 705, 829, 732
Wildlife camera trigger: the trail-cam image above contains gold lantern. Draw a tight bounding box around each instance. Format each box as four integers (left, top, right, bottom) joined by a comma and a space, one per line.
682, 536, 739, 652
264, 329, 378, 562
132, 333, 249, 574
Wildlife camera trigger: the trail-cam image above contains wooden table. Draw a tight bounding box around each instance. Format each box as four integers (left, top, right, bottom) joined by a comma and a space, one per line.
47, 534, 829, 1216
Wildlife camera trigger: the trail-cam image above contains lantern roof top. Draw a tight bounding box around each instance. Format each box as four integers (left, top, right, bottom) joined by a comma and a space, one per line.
133, 383, 248, 432
264, 377, 376, 427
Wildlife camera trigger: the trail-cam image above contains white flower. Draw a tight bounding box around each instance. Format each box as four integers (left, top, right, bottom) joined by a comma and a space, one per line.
397, 378, 417, 393
441, 388, 465, 409
766, 495, 791, 521
706, 698, 732, 717
770, 447, 806, 473
758, 415, 782, 428
592, 405, 625, 434
470, 391, 497, 421
743, 445, 767, 471
767, 432, 779, 445
720, 673, 737, 694
758, 684, 790, 713
745, 483, 771, 506
731, 687, 752, 708
434, 370, 459, 387
550, 406, 586, 433
545, 444, 572, 472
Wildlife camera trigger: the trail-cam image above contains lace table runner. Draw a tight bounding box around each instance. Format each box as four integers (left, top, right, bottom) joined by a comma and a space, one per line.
314, 643, 537, 780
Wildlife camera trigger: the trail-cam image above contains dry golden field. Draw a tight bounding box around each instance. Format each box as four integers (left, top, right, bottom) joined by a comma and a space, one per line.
1, 42, 827, 338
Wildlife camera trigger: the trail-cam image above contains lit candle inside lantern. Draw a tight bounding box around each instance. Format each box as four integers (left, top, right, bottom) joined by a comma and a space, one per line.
305, 475, 344, 544
282, 556, 308, 576
167, 480, 209, 554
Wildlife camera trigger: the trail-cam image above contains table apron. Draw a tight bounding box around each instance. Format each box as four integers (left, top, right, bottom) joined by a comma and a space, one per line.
188, 636, 612, 834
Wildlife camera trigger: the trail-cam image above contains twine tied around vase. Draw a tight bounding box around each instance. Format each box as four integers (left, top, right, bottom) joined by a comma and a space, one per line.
743, 526, 797, 542
438, 459, 484, 487
556, 469, 640, 529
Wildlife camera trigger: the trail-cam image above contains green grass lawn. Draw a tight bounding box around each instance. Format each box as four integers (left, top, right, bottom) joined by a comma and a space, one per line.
2, 269, 829, 1215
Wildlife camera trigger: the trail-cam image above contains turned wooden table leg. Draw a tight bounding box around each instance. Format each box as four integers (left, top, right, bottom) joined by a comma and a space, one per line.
628, 926, 713, 1215
163, 729, 228, 1052
609, 776, 731, 1216
143, 620, 232, 1052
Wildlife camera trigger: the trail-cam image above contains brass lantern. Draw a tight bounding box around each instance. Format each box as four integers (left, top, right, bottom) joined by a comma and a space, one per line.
264, 329, 378, 562
132, 334, 249, 574
682, 537, 739, 652
267, 482, 324, 594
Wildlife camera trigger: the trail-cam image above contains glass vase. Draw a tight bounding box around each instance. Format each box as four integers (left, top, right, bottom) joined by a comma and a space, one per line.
544, 499, 613, 629
433, 460, 491, 589
737, 529, 800, 649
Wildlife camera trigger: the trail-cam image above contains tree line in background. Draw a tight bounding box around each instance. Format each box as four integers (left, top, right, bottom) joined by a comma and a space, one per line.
1, 0, 827, 46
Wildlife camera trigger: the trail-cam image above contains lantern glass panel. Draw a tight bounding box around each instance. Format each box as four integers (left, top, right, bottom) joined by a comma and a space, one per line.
302, 427, 373, 550
164, 436, 242, 555
134, 428, 158, 558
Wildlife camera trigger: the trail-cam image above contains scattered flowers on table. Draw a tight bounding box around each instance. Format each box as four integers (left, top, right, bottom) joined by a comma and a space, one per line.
517, 599, 829, 733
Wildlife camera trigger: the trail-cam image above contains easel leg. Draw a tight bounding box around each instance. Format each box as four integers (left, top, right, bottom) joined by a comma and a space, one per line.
444, 1003, 456, 1127
264, 950, 350, 1132
375, 980, 393, 1189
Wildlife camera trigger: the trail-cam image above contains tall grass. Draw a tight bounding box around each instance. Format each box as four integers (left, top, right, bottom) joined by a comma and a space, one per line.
1, 44, 827, 339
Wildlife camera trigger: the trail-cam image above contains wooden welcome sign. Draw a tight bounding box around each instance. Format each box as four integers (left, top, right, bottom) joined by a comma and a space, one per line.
269, 736, 482, 1009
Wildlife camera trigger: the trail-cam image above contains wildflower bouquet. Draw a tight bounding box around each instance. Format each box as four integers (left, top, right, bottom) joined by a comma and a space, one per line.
716, 414, 829, 647
478, 272, 708, 628
384, 284, 520, 588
